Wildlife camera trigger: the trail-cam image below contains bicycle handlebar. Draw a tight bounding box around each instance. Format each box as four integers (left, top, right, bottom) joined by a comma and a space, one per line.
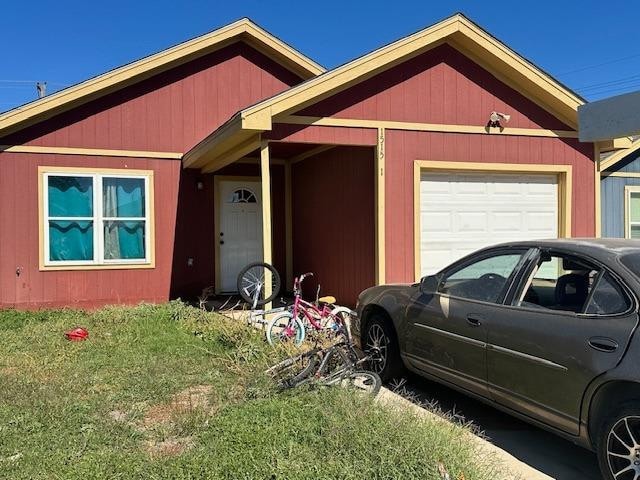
298, 272, 314, 282
293, 273, 314, 295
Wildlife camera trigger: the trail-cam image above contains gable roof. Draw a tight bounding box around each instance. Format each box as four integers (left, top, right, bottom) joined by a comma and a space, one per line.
0, 18, 324, 138
183, 13, 585, 170
238, 13, 584, 132
601, 137, 640, 171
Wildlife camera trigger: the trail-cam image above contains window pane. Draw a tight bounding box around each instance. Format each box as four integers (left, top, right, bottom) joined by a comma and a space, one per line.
631, 193, 640, 223
103, 178, 145, 217
631, 225, 640, 239
49, 220, 94, 261
48, 176, 93, 217
440, 253, 523, 303
103, 220, 145, 260
517, 254, 597, 313
585, 273, 630, 315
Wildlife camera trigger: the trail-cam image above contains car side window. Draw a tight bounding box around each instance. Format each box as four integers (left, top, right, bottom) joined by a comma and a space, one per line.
439, 253, 524, 304
515, 253, 599, 313
584, 273, 630, 315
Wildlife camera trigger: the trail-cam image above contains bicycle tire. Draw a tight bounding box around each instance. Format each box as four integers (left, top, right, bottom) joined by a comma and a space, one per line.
266, 312, 305, 347
269, 350, 320, 390
237, 262, 281, 306
316, 345, 351, 377
341, 371, 382, 396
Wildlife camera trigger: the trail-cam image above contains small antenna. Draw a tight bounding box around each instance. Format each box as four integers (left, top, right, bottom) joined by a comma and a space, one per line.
36, 82, 47, 98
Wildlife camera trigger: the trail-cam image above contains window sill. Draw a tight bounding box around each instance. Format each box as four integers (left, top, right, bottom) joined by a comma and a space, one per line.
39, 262, 155, 271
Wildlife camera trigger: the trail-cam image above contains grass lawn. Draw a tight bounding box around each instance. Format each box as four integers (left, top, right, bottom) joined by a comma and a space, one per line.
0, 302, 501, 479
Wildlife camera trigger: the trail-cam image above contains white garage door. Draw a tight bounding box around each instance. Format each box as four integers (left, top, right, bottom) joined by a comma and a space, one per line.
420, 172, 558, 276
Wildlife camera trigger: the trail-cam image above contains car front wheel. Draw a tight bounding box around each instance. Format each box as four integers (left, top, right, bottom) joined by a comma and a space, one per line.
598, 404, 640, 480
363, 315, 403, 382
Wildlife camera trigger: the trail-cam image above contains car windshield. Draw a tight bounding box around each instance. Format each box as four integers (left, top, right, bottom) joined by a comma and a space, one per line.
620, 252, 640, 278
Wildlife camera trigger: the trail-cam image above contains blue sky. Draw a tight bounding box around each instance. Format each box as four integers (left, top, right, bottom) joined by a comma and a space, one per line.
2, 0, 639, 112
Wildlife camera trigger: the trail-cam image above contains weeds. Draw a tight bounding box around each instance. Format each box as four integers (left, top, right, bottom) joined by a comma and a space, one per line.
0, 302, 501, 479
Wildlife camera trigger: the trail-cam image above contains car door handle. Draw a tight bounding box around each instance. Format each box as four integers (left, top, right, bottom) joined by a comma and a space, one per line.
466, 315, 483, 327
588, 337, 618, 353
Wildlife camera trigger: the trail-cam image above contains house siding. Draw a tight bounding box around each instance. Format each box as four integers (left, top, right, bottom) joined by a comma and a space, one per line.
291, 146, 375, 306
283, 41, 594, 285
385, 131, 594, 283
298, 44, 571, 130
0, 153, 180, 309
0, 40, 302, 309
1, 42, 303, 152
602, 150, 640, 238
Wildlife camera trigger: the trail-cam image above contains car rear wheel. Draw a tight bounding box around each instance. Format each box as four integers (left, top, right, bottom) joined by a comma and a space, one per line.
597, 404, 640, 480
363, 315, 403, 382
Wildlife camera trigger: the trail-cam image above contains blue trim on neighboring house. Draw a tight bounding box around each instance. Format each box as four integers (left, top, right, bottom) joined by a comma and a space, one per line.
602, 148, 640, 238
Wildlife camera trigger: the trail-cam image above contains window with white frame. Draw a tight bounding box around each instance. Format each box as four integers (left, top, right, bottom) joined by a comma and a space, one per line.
627, 188, 640, 239
42, 169, 153, 267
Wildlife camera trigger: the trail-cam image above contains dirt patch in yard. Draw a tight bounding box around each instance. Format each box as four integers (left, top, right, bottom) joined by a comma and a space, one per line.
143, 385, 216, 429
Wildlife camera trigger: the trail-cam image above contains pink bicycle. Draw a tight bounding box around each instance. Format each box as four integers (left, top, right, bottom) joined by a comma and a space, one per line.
265, 272, 355, 346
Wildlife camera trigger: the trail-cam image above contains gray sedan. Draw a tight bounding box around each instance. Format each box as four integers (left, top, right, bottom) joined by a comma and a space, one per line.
355, 239, 640, 480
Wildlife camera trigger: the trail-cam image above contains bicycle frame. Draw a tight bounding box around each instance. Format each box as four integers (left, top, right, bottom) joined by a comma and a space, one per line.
291, 273, 339, 332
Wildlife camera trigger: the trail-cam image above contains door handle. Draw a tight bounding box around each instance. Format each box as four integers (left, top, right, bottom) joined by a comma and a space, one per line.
588, 337, 618, 353
466, 315, 483, 327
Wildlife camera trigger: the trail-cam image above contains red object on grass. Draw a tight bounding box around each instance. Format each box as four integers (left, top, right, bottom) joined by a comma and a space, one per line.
64, 327, 89, 341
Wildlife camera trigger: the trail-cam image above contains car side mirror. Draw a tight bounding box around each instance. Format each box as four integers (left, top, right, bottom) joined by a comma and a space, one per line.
419, 275, 439, 294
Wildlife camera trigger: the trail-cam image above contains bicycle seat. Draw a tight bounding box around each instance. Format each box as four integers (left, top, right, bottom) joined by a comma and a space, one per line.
318, 296, 336, 305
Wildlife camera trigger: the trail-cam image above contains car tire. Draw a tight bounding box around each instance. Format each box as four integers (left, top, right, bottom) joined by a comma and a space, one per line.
596, 402, 640, 480
363, 315, 403, 382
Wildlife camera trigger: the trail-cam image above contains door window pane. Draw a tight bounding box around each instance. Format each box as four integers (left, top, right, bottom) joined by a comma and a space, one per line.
103, 178, 145, 217
440, 253, 523, 303
517, 254, 597, 313
49, 220, 94, 261
585, 273, 630, 315
103, 220, 146, 260
48, 176, 93, 217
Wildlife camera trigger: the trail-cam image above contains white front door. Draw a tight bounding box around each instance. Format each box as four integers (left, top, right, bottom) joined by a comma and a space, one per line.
419, 172, 558, 276
218, 180, 263, 292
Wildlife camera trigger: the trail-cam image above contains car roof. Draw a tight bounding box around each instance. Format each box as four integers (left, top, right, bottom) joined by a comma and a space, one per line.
488, 238, 640, 257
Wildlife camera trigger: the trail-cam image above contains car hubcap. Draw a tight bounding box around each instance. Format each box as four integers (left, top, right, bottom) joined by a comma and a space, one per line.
607, 416, 640, 479
365, 324, 388, 374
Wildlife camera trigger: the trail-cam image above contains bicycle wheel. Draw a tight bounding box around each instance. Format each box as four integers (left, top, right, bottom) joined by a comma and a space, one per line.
237, 262, 281, 307
266, 312, 305, 347
316, 345, 351, 377
267, 349, 320, 390
340, 371, 381, 396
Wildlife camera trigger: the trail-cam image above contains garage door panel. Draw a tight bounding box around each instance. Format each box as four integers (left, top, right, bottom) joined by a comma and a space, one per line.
420, 172, 558, 275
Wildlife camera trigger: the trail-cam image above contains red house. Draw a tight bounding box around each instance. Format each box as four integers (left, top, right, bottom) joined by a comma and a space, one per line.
0, 15, 599, 309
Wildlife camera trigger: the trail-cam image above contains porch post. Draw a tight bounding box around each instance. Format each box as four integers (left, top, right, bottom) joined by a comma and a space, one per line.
375, 128, 386, 284
285, 160, 293, 290
260, 141, 273, 306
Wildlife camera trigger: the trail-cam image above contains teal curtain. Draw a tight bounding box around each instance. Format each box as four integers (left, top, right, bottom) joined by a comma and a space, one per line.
48, 176, 93, 217
103, 178, 145, 260
103, 178, 144, 217
47, 176, 94, 261
104, 221, 145, 259
49, 220, 94, 261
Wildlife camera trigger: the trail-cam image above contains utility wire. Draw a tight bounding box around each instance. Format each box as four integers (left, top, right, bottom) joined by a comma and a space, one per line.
577, 74, 640, 92
558, 52, 640, 76
583, 83, 640, 97
0, 80, 70, 87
